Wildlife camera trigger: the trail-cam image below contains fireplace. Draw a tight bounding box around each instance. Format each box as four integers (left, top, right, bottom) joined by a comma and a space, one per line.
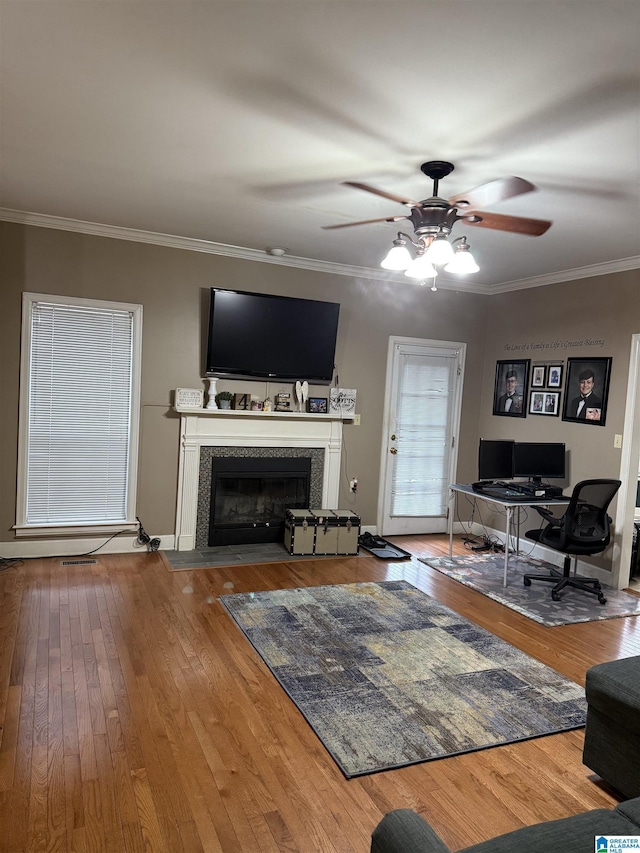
208, 457, 311, 545
174, 410, 344, 551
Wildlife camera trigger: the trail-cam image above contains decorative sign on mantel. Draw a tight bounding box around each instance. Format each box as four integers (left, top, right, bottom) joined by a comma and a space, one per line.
330, 388, 357, 417
175, 388, 204, 410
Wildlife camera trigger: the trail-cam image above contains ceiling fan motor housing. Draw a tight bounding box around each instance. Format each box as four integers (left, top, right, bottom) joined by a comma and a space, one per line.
410, 201, 458, 238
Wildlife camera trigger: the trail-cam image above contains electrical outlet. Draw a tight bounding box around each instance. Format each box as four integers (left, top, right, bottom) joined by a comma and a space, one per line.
353, 414, 361, 426
614, 434, 623, 449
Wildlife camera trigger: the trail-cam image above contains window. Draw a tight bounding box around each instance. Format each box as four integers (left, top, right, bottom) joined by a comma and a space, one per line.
16, 293, 142, 536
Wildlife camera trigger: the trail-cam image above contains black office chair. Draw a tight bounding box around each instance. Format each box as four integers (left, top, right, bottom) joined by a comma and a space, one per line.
523, 479, 621, 605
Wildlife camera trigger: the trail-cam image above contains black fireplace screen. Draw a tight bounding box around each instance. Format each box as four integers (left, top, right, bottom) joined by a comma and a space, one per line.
209, 457, 311, 546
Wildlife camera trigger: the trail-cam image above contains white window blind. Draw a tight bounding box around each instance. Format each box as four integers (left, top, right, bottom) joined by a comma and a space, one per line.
20, 296, 141, 529
391, 353, 455, 517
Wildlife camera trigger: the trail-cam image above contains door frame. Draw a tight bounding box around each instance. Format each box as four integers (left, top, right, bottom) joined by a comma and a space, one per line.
614, 333, 640, 589
376, 335, 466, 536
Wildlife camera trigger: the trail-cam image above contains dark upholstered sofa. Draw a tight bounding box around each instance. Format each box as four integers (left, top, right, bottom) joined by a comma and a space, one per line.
371, 797, 640, 853
583, 655, 640, 799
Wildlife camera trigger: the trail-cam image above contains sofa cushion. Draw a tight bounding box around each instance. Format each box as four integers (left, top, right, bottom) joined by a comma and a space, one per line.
585, 656, 640, 731
371, 809, 451, 853
616, 796, 640, 824
461, 809, 639, 853
371, 805, 640, 853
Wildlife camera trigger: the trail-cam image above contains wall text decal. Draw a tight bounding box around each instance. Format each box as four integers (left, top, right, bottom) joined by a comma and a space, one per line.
503, 338, 605, 353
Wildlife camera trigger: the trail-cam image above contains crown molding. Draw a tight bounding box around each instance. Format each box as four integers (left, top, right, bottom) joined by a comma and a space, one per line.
489, 255, 640, 293
1, 207, 636, 294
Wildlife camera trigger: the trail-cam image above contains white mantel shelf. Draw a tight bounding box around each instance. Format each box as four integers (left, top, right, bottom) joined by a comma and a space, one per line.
174, 407, 352, 420
174, 407, 346, 550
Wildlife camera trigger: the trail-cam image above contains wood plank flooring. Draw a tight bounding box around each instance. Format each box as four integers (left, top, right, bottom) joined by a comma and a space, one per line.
0, 535, 639, 852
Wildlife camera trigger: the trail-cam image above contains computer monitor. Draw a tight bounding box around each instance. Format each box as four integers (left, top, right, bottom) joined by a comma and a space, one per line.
478, 439, 514, 481
513, 442, 566, 485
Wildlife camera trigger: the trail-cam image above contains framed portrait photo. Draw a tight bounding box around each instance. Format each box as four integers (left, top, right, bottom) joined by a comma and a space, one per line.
531, 365, 546, 388
492, 359, 530, 418
561, 357, 612, 426
547, 365, 563, 388
530, 390, 560, 416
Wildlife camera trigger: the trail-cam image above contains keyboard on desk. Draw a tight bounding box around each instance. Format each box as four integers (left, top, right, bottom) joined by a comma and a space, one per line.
472, 482, 535, 501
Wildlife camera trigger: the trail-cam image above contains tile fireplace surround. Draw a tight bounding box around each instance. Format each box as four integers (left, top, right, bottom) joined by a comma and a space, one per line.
174, 408, 346, 551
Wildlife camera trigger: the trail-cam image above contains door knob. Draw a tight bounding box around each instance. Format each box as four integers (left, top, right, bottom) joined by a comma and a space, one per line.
389, 447, 398, 454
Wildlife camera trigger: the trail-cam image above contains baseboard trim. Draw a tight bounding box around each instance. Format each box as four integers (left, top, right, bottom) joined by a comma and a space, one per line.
0, 533, 176, 560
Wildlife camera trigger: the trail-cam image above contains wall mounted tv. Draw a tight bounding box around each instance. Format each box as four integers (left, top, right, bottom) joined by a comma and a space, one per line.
205, 288, 340, 383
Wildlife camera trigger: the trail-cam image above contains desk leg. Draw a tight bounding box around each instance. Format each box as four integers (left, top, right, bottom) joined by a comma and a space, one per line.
448, 488, 454, 557
503, 505, 512, 587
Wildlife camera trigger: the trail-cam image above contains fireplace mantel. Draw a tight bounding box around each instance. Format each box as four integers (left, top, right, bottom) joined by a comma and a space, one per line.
174, 408, 345, 550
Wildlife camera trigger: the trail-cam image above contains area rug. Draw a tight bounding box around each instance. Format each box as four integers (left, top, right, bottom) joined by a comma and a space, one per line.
419, 554, 640, 627
220, 580, 586, 778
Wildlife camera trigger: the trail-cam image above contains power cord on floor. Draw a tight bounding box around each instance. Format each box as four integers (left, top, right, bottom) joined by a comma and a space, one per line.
464, 533, 504, 553
136, 517, 160, 552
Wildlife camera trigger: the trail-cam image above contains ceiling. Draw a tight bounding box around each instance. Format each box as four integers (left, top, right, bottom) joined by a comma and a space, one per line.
1, 1, 639, 294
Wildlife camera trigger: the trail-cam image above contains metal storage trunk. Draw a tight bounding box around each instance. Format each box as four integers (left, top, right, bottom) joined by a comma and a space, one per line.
311, 510, 340, 555
283, 509, 317, 555
331, 510, 361, 555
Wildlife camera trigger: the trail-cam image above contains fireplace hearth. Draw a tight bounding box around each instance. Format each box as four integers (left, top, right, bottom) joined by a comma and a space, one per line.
208, 457, 311, 546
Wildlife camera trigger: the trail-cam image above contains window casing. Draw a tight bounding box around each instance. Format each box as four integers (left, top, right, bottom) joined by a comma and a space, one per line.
16, 293, 142, 537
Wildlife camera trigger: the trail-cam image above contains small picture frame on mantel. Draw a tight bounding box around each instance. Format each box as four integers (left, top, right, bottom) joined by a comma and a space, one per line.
175, 388, 204, 410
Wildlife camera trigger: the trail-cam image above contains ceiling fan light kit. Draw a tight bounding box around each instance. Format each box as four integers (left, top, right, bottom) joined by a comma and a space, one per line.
323, 160, 552, 286
403, 251, 438, 280
380, 234, 412, 270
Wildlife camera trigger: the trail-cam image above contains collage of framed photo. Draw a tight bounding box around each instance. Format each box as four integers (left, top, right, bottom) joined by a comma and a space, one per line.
528, 363, 563, 416
492, 356, 612, 425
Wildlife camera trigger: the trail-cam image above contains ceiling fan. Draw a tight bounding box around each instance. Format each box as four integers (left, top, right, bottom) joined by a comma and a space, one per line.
323, 161, 552, 279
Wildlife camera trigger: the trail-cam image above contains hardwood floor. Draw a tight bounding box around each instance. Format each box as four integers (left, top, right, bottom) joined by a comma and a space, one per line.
1, 535, 638, 852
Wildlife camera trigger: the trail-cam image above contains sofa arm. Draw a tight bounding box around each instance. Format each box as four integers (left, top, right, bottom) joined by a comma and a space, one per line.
371, 809, 452, 853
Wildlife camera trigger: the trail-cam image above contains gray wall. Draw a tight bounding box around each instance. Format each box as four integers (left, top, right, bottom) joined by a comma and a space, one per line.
472, 269, 640, 570
3, 222, 638, 559
1, 222, 490, 543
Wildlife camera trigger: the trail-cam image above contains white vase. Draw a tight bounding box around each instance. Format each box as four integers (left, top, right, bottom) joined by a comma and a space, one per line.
205, 377, 219, 409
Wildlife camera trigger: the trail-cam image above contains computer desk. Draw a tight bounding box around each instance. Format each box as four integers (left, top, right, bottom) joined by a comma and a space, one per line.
449, 483, 570, 587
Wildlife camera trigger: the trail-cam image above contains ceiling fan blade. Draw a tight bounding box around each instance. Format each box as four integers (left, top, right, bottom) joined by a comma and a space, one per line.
465, 210, 552, 236
450, 176, 536, 209
322, 215, 409, 230
343, 181, 420, 207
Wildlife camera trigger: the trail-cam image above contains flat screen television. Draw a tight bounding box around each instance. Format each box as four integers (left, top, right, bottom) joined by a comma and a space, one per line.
205, 288, 340, 383
478, 439, 514, 481
513, 442, 566, 484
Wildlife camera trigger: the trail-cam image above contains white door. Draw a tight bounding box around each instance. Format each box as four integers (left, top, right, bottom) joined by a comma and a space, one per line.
378, 337, 466, 535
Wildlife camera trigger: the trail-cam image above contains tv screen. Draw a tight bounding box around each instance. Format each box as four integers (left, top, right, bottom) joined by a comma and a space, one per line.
478, 439, 514, 481
513, 442, 566, 483
205, 288, 340, 383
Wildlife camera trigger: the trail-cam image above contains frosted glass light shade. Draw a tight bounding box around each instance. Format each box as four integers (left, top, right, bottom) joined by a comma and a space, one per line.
404, 254, 438, 279
444, 244, 479, 274
381, 245, 412, 270
425, 236, 455, 265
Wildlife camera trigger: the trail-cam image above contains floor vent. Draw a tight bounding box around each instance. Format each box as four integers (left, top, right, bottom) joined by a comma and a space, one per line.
60, 558, 99, 566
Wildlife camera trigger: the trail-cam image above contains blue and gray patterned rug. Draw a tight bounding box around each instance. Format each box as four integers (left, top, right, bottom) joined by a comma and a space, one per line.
220, 580, 586, 778
420, 554, 640, 627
